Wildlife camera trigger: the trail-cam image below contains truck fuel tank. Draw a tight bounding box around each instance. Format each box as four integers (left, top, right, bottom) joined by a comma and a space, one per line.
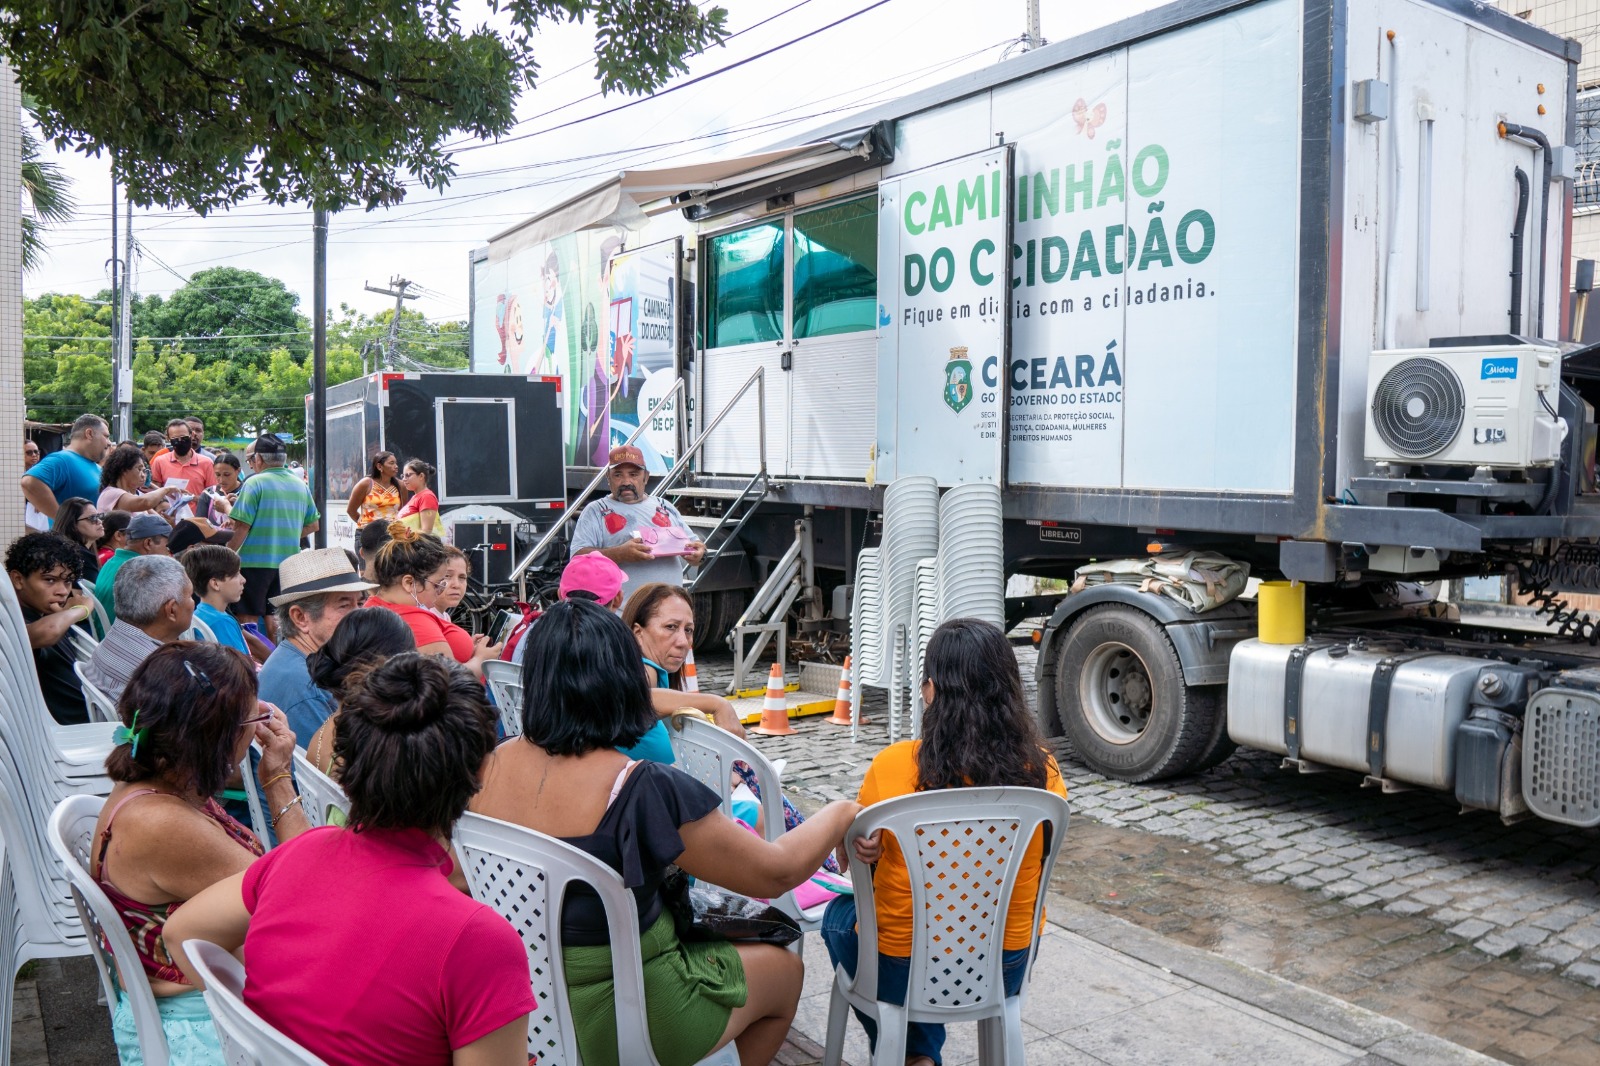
1228, 639, 1485, 790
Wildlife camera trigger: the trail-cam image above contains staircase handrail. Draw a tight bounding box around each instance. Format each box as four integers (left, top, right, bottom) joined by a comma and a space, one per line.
510, 377, 687, 596
655, 366, 767, 498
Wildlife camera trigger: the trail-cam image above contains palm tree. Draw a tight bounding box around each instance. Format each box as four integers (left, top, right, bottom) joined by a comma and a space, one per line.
20, 97, 74, 273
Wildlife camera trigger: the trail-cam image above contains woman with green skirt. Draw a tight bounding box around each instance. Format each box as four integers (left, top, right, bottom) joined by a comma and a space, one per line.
473, 598, 859, 1065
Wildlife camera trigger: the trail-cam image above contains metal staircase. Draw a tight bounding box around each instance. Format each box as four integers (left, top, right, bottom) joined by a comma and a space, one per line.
509, 367, 771, 603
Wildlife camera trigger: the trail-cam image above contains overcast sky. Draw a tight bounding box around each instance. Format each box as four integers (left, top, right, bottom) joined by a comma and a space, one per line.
22, 0, 1162, 325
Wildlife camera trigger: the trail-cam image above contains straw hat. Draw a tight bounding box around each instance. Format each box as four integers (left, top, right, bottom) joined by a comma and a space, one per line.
270, 548, 377, 607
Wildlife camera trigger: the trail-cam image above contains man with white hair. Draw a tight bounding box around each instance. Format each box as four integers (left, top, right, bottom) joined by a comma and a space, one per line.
83, 555, 195, 703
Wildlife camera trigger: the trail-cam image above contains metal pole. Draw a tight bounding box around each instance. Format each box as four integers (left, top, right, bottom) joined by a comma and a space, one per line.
1024, 0, 1042, 50
115, 189, 133, 441
311, 207, 329, 548
109, 175, 118, 427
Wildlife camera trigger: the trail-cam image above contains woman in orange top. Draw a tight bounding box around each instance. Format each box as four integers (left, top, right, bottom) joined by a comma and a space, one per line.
821, 617, 1067, 1066
345, 451, 407, 528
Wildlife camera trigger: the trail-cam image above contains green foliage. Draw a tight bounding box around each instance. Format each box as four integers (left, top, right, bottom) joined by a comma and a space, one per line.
24, 275, 461, 441
2, 0, 727, 214
136, 267, 309, 369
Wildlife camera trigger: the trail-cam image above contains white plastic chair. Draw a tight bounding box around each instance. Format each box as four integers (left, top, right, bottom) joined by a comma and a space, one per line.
79, 580, 110, 640
185, 616, 218, 643
822, 788, 1071, 1066
290, 750, 349, 828
47, 795, 171, 1066
73, 662, 119, 725
0, 831, 22, 1064
61, 624, 98, 666
236, 744, 273, 849
482, 660, 524, 737
0, 581, 116, 778
667, 714, 823, 930
453, 811, 738, 1066
183, 939, 328, 1064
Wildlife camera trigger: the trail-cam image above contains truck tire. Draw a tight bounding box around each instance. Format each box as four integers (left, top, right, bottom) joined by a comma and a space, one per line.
1190, 686, 1236, 772
1052, 605, 1221, 782
692, 589, 745, 652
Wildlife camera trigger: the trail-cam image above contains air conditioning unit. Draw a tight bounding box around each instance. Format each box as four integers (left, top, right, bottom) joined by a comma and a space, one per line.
1365, 344, 1564, 469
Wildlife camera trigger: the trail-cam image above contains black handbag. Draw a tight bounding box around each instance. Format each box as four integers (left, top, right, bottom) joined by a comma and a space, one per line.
660, 865, 803, 947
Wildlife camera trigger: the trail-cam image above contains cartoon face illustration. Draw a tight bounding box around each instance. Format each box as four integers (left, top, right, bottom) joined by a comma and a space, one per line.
496, 293, 525, 367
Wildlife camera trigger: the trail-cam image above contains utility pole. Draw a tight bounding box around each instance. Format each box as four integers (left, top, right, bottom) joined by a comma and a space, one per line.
1022, 0, 1045, 52
109, 175, 119, 428
312, 208, 329, 549
114, 188, 134, 441
363, 275, 419, 368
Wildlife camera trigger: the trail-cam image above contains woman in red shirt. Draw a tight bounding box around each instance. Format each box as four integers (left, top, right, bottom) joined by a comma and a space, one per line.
364, 523, 501, 677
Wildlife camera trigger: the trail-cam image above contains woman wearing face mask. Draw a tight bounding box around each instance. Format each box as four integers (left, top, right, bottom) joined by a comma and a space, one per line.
345, 452, 408, 529
365, 524, 501, 678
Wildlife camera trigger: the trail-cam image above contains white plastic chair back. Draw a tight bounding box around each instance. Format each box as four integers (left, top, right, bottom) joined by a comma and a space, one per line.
183, 939, 328, 1065
290, 750, 349, 829
47, 795, 170, 1066
0, 747, 84, 954
665, 715, 818, 927
73, 662, 119, 725
0, 835, 20, 1063
823, 787, 1071, 1066
0, 579, 115, 777
239, 744, 272, 848
452, 811, 738, 1066
186, 616, 218, 643
79, 580, 110, 640
61, 624, 98, 666
481, 660, 524, 738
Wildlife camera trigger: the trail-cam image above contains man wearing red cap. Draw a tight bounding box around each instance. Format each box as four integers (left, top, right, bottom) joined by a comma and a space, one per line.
569, 444, 704, 602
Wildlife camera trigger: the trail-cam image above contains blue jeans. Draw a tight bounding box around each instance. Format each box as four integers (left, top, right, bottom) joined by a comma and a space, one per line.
820, 896, 1030, 1065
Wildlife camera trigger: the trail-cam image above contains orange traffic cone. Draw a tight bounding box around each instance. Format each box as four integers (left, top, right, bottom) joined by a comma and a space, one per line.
682, 649, 700, 693
752, 662, 796, 736
827, 656, 855, 725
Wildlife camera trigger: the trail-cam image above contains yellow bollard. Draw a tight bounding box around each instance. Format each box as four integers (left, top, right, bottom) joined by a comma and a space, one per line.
1258, 581, 1306, 644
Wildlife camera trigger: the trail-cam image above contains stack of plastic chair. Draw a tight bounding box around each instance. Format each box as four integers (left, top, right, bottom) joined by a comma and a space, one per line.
185, 939, 329, 1064
291, 750, 350, 828
935, 482, 1006, 628
0, 578, 114, 960
822, 787, 1072, 1066
48, 796, 169, 1062
482, 660, 525, 738
453, 811, 739, 1066
667, 714, 824, 931
879, 477, 939, 740
847, 548, 883, 739
61, 625, 98, 666
910, 559, 940, 739
0, 832, 21, 1063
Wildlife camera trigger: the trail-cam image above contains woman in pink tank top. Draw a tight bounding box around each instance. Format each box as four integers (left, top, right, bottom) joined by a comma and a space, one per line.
91, 642, 310, 1063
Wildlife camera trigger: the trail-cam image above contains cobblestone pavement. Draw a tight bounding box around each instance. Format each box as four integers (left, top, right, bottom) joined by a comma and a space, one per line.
700, 647, 1600, 1065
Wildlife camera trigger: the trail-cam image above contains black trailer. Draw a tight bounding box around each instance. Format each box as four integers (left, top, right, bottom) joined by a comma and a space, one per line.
311, 372, 565, 555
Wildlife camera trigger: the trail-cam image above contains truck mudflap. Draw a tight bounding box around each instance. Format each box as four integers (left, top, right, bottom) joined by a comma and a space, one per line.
1524, 687, 1600, 827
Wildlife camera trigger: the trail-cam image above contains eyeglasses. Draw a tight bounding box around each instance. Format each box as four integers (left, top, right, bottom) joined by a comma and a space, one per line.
78, 513, 104, 524
240, 709, 273, 728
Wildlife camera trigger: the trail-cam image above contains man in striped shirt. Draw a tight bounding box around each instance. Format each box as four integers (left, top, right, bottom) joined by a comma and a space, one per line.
227, 434, 320, 639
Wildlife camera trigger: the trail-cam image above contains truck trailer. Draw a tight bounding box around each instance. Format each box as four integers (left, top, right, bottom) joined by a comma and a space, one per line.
474, 0, 1600, 829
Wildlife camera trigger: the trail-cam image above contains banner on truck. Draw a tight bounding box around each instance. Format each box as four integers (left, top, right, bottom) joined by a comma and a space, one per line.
877, 0, 1299, 493
876, 147, 1011, 485
472, 230, 680, 471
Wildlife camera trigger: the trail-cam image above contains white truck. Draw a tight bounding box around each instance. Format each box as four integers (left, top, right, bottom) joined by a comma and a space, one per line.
475, 0, 1600, 829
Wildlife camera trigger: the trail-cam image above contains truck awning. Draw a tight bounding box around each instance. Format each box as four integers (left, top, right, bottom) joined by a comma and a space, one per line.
485, 121, 893, 262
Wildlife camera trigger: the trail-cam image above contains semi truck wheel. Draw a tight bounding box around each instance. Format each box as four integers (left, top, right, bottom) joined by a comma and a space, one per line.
692, 589, 746, 652
1190, 687, 1236, 772
1052, 605, 1222, 782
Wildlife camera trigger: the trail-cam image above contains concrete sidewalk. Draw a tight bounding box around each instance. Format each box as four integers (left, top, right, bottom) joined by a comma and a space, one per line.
786, 890, 1498, 1066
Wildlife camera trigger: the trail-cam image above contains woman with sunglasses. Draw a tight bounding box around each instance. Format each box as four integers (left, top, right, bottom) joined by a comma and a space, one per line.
51, 496, 105, 581
91, 642, 309, 1063
365, 524, 501, 678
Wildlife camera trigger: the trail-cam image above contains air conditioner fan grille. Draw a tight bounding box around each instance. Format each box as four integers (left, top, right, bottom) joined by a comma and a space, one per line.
1371, 357, 1465, 459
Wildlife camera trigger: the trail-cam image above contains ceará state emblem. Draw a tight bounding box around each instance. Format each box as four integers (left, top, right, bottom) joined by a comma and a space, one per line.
943, 347, 973, 414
